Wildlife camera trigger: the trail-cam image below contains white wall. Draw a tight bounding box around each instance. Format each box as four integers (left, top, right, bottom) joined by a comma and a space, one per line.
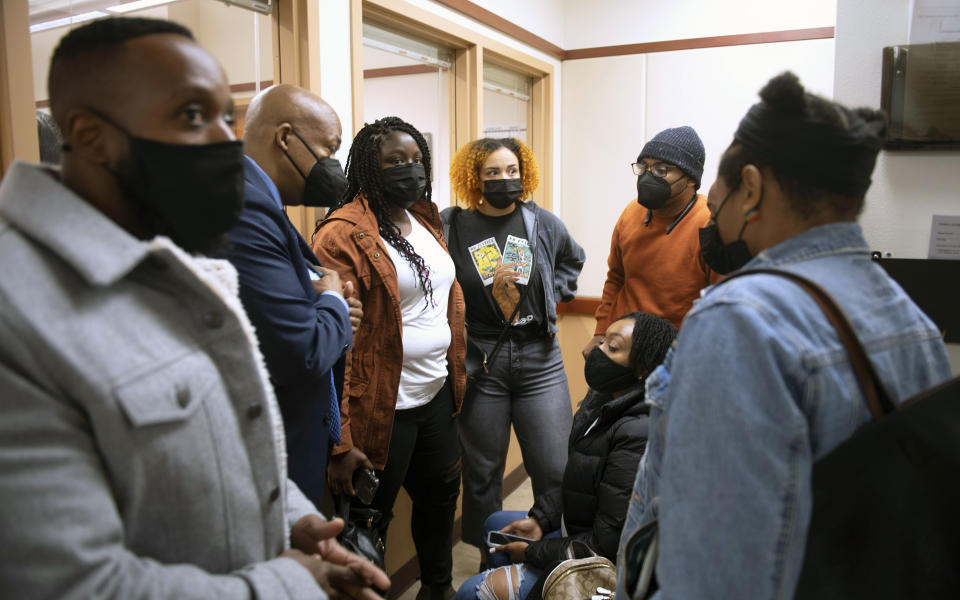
562, 38, 836, 296
472, 0, 565, 48
562, 0, 836, 49
834, 0, 960, 372
834, 0, 960, 259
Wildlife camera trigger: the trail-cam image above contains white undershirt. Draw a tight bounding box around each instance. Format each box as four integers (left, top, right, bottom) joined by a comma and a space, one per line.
382, 211, 454, 410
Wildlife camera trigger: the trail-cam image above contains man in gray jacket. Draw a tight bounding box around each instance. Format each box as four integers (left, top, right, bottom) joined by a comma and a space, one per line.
0, 17, 388, 599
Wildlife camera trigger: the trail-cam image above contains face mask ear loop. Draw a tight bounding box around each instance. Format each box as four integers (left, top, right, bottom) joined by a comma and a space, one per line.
736, 186, 763, 240
282, 128, 320, 180
282, 148, 308, 180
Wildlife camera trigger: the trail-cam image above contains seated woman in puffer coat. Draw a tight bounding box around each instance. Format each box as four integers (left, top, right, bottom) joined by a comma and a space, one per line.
456, 312, 677, 600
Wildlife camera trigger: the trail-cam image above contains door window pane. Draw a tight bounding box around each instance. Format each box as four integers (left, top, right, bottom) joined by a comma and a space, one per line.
362, 20, 453, 209
28, 0, 273, 140
483, 62, 531, 142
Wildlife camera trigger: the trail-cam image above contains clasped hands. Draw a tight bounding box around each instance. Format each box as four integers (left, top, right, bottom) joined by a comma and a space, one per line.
283, 514, 390, 600
311, 268, 363, 336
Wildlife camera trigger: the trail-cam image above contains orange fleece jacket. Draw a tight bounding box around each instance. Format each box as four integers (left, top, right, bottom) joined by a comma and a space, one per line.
594, 194, 722, 333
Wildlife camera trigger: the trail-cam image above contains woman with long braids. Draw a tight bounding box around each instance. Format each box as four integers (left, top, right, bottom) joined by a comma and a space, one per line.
312, 116, 465, 600
441, 138, 585, 566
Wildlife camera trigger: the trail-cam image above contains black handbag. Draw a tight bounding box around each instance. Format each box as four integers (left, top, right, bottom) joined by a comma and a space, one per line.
726, 269, 960, 599
334, 494, 391, 571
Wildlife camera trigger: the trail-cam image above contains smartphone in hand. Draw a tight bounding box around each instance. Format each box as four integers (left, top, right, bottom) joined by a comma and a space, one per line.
353, 468, 379, 505
486, 530, 535, 547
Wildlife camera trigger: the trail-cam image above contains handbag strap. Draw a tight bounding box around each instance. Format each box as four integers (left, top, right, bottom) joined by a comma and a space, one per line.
563, 539, 599, 561
482, 277, 534, 371
333, 493, 352, 521
452, 206, 536, 372
717, 268, 897, 420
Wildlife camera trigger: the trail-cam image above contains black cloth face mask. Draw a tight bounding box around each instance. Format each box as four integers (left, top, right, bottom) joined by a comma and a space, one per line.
584, 346, 640, 394
95, 110, 244, 254
284, 130, 347, 207
381, 163, 427, 209
698, 183, 758, 275
636, 171, 684, 210
482, 178, 523, 209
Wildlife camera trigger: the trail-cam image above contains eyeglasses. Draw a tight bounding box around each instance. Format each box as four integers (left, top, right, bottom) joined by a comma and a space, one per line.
631, 162, 675, 178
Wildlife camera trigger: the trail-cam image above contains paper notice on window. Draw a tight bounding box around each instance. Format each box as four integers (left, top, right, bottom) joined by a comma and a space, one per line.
928, 214, 960, 259
502, 235, 532, 285
910, 0, 960, 44
469, 237, 502, 286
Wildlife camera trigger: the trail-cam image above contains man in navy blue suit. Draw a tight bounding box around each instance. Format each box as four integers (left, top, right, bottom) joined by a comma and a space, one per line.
224, 84, 360, 506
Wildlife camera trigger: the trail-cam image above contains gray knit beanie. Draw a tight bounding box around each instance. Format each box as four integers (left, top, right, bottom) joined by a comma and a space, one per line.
638, 126, 705, 187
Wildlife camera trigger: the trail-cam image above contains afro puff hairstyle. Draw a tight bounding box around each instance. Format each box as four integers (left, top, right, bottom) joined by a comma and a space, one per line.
450, 137, 539, 210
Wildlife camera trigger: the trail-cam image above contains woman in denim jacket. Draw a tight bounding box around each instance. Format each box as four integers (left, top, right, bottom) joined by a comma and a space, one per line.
617, 72, 952, 600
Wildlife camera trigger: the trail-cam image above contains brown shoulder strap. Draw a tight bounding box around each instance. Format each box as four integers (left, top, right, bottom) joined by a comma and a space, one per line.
718, 268, 897, 420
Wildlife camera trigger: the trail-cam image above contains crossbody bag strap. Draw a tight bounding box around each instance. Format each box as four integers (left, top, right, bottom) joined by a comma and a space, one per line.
452, 207, 536, 372
482, 274, 534, 371
717, 268, 897, 419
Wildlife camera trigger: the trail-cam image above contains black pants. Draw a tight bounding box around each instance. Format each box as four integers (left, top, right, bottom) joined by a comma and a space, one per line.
370, 378, 461, 586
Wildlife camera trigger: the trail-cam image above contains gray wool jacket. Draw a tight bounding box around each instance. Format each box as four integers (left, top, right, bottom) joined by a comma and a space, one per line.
0, 162, 326, 599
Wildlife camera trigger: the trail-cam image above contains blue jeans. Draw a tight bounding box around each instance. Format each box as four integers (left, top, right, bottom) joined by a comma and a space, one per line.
456, 511, 561, 600
459, 335, 573, 548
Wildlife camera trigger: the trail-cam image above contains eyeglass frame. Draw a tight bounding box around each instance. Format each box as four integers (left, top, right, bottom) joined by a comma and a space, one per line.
630, 161, 678, 178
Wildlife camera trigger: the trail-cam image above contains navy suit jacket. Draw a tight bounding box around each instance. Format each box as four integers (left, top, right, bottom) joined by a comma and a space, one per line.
225, 156, 351, 505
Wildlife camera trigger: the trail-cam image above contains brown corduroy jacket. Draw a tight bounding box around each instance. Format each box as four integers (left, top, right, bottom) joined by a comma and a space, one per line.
311, 195, 466, 469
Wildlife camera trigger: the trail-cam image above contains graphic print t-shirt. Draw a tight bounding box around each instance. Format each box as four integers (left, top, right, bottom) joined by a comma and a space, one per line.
451, 207, 544, 340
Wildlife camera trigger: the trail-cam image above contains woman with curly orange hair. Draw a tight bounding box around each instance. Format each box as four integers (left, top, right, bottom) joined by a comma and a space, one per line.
440, 138, 585, 563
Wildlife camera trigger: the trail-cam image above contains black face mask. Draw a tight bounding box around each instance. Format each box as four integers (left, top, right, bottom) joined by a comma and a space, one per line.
482, 178, 523, 209
381, 163, 427, 209
97, 111, 245, 254
283, 130, 347, 207
636, 171, 684, 210
584, 346, 640, 394
698, 184, 758, 275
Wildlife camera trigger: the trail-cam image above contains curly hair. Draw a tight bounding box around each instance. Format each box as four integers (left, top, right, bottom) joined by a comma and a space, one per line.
616, 312, 677, 377
323, 116, 435, 306
450, 137, 539, 210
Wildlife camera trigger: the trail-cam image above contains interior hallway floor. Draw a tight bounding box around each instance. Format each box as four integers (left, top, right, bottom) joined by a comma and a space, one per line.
396, 477, 535, 600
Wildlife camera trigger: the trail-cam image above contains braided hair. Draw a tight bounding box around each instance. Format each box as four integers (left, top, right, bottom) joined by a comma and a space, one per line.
326, 116, 435, 306
617, 312, 677, 377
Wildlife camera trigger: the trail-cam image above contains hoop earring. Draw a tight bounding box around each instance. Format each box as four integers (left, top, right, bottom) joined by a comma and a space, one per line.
745, 208, 760, 223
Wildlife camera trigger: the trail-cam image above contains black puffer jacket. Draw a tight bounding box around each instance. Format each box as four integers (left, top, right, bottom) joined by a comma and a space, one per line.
525, 384, 648, 568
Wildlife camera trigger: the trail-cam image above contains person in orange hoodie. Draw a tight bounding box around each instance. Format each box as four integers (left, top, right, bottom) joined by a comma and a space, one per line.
583, 126, 722, 358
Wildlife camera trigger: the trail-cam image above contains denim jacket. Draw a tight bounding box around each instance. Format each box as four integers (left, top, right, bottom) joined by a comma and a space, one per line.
617, 222, 951, 600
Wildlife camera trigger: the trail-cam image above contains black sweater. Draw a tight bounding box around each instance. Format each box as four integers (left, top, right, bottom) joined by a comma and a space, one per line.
525, 385, 648, 568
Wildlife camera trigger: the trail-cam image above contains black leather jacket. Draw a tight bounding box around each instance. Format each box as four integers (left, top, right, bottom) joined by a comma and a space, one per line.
525, 384, 648, 568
